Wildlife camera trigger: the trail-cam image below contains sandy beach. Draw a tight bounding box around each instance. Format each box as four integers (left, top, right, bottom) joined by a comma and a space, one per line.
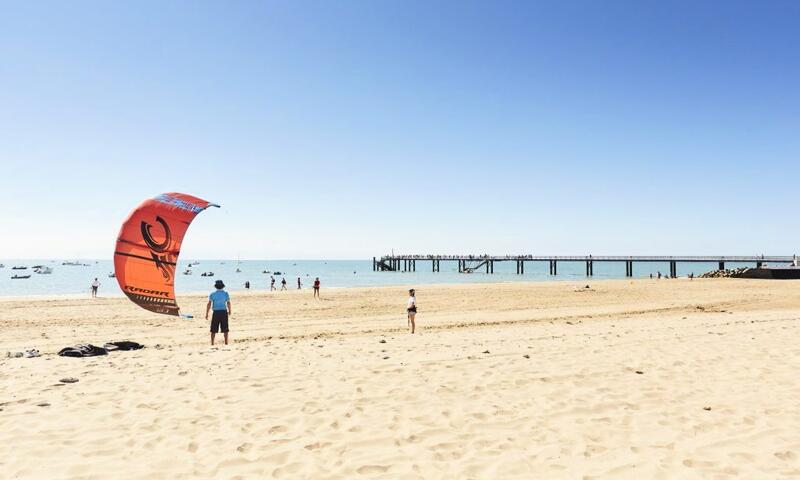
2, 278, 800, 479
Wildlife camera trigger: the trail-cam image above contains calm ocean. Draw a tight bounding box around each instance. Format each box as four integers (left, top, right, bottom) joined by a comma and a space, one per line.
0, 258, 750, 298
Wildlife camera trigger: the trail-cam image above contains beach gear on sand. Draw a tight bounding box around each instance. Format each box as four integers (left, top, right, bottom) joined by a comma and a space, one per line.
58, 344, 108, 358
6, 349, 40, 358
114, 193, 219, 317
58, 342, 144, 357
103, 341, 144, 351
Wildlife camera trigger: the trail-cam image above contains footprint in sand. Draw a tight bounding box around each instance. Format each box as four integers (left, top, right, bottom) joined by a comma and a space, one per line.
356, 465, 389, 475
268, 425, 288, 434
236, 442, 252, 453
304, 441, 331, 451
775, 451, 797, 461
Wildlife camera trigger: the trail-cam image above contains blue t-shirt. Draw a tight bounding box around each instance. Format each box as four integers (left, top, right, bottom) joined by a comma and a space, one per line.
209, 290, 229, 311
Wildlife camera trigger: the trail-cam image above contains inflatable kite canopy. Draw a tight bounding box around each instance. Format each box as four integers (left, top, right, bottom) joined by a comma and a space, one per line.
114, 193, 219, 316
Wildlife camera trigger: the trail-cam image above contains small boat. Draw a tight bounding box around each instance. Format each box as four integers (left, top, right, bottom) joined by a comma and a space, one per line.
236, 268, 241, 273
183, 269, 192, 275
262, 270, 271, 274
31, 265, 44, 269
273, 271, 282, 275
62, 261, 89, 266
33, 266, 53, 274
11, 275, 31, 279
12, 266, 27, 270
108, 272, 116, 278
200, 272, 215, 277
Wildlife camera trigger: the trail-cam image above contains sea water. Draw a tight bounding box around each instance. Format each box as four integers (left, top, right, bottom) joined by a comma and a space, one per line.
0, 259, 754, 298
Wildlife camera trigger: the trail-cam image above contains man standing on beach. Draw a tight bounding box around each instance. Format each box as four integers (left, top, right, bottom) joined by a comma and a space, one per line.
206, 280, 231, 346
313, 277, 320, 299
297, 277, 302, 289
91, 278, 100, 298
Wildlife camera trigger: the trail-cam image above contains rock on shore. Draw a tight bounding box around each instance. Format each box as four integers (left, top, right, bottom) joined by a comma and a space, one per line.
699, 267, 751, 278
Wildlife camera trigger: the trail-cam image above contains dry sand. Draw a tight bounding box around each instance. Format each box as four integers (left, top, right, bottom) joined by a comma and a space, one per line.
2, 278, 800, 479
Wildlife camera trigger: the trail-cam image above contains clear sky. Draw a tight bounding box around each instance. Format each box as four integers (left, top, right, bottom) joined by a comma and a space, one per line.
1, 0, 798, 259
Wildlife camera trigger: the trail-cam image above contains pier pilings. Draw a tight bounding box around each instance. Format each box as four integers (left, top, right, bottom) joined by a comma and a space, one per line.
549, 261, 557, 275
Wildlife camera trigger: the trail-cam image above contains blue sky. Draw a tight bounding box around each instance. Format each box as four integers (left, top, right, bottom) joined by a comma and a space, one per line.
1, 0, 798, 259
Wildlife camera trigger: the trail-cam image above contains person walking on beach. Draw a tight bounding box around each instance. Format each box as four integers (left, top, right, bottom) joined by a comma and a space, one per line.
206, 280, 231, 346
270, 276, 276, 291
297, 277, 302, 289
313, 277, 320, 299
280, 277, 287, 291
407, 289, 417, 334
91, 278, 100, 298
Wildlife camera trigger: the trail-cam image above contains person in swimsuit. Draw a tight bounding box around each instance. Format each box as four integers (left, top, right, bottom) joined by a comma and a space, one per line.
91, 278, 100, 298
313, 277, 320, 299
270, 276, 276, 291
407, 288, 417, 334
280, 277, 287, 291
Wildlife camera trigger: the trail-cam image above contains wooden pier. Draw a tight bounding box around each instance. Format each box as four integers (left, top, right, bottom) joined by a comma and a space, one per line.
373, 255, 795, 278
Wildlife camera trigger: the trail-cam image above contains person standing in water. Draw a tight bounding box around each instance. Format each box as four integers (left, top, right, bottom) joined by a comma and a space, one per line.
407, 289, 417, 334
206, 280, 231, 346
313, 277, 320, 299
91, 278, 100, 298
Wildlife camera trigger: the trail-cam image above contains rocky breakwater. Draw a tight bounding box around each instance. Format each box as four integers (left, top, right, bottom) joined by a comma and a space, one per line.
700, 267, 751, 278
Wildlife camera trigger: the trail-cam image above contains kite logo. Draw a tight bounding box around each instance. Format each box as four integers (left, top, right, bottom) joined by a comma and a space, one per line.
125, 285, 170, 297
141, 216, 171, 252
141, 216, 174, 280
154, 194, 205, 214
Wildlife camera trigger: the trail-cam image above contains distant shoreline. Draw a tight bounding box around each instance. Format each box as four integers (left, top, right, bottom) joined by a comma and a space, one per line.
0, 276, 746, 302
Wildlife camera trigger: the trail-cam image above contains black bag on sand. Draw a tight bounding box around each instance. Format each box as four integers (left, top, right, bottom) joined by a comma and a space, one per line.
104, 341, 144, 351
58, 344, 108, 358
